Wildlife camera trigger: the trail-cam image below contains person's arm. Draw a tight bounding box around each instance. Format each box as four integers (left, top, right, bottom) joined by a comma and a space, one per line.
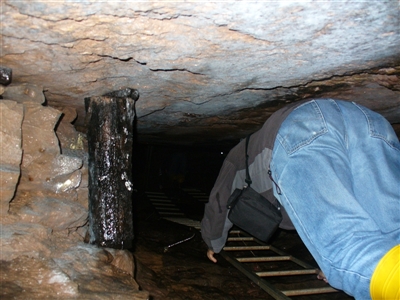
201, 158, 237, 261
206, 213, 233, 263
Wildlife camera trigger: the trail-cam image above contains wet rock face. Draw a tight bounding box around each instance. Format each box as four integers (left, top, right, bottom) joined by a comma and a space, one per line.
0, 84, 148, 299
1, 1, 399, 145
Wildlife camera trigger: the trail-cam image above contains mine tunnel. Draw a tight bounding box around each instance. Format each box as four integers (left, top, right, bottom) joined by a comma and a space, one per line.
129, 143, 355, 300
1, 1, 400, 300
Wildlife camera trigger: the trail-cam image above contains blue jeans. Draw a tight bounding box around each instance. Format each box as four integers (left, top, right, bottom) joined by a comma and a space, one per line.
270, 99, 400, 299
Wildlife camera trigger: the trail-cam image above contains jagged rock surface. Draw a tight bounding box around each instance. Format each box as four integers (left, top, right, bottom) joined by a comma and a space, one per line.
1, 1, 399, 145
0, 100, 23, 215
0, 85, 148, 300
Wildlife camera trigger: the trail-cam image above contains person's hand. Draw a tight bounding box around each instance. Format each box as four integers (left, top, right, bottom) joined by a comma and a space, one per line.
207, 249, 217, 263
317, 270, 328, 283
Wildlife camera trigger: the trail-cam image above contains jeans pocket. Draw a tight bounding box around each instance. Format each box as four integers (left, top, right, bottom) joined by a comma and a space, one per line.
354, 103, 400, 152
277, 100, 328, 155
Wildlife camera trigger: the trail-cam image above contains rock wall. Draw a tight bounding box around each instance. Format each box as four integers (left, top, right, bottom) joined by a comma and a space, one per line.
0, 83, 149, 299
0, 100, 23, 215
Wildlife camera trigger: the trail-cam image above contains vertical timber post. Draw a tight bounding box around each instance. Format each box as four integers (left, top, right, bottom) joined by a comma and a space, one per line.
85, 88, 139, 249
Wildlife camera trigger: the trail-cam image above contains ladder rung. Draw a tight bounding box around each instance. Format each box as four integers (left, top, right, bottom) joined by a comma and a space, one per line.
220, 251, 292, 300
223, 245, 271, 251
282, 287, 339, 296
229, 230, 243, 234
158, 212, 185, 216
227, 237, 255, 242
256, 269, 319, 277
237, 256, 291, 263
145, 192, 164, 195
150, 199, 172, 202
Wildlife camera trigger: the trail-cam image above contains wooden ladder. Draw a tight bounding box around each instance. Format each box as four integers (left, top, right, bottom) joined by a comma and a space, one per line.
146, 189, 348, 299
221, 230, 339, 300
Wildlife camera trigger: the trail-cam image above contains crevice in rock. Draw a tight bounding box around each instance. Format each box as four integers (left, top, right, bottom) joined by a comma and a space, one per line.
234, 68, 400, 93
94, 54, 147, 65
97, 54, 134, 63
2, 35, 107, 51
137, 106, 167, 119
5, 2, 92, 23
149, 68, 205, 76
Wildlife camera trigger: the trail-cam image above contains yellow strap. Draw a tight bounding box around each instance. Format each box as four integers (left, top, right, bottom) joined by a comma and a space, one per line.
370, 244, 400, 300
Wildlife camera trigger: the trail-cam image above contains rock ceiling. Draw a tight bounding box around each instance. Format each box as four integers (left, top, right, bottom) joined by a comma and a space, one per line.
1, 1, 399, 146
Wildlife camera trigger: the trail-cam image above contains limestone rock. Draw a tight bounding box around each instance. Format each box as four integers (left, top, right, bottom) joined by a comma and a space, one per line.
107, 249, 137, 279
1, 237, 149, 299
52, 155, 83, 178
0, 101, 23, 166
75, 166, 89, 210
16, 196, 88, 231
79, 165, 89, 188
0, 256, 79, 299
0, 223, 52, 261
50, 242, 149, 299
19, 102, 84, 193
76, 187, 89, 210
49, 169, 82, 193
58, 106, 78, 123
0, 100, 23, 215
21, 101, 61, 162
0, 80, 146, 299
2, 83, 45, 104
0, 171, 20, 214
20, 102, 62, 186
1, 1, 399, 145
56, 106, 87, 156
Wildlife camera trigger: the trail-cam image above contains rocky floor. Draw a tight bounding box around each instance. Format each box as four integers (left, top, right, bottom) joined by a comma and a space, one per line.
132, 187, 354, 300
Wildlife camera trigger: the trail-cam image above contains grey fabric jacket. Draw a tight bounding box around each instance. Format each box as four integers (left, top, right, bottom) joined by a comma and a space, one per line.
201, 100, 308, 253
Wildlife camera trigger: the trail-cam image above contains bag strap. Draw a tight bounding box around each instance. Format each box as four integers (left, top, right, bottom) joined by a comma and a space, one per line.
245, 134, 252, 187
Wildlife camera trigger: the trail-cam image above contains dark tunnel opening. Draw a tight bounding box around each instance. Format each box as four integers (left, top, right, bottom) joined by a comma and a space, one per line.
129, 143, 355, 300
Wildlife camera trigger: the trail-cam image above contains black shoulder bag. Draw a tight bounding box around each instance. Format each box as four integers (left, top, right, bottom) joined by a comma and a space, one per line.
226, 134, 282, 242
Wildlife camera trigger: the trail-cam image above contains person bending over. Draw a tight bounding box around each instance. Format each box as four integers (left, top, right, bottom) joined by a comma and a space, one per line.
201, 98, 399, 300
